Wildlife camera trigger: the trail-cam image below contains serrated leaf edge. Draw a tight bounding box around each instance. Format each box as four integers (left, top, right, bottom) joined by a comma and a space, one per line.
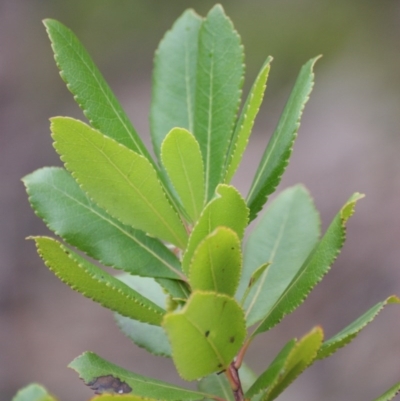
51, 117, 188, 249
23, 167, 184, 280
30, 236, 165, 325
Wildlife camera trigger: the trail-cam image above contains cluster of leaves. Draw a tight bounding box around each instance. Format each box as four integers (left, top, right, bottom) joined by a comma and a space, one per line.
18, 4, 399, 401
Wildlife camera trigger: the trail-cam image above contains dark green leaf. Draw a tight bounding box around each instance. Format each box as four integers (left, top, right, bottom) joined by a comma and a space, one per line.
44, 19, 151, 160
317, 295, 400, 360
150, 10, 202, 158
238, 185, 320, 328
194, 5, 244, 201
70, 352, 211, 400
252, 193, 364, 336
246, 57, 319, 221
23, 167, 183, 280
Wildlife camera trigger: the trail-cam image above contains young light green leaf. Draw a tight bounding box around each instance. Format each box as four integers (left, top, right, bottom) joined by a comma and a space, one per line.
238, 185, 320, 327
246, 57, 319, 221
317, 295, 400, 360
163, 291, 246, 381
182, 184, 248, 274
372, 382, 400, 401
189, 227, 242, 296
263, 327, 323, 401
224, 57, 272, 183
23, 167, 183, 280
51, 117, 188, 249
161, 128, 205, 222
252, 193, 364, 336
114, 275, 172, 357
31, 236, 165, 325
44, 19, 152, 161
70, 352, 211, 400
194, 4, 244, 201
150, 10, 202, 158
245, 339, 296, 399
12, 384, 57, 401
240, 263, 270, 306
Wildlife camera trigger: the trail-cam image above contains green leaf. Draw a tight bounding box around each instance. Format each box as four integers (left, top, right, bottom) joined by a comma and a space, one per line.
163, 291, 246, 381
194, 5, 244, 201
44, 19, 151, 161
240, 263, 270, 306
189, 227, 242, 296
198, 363, 256, 401
23, 167, 183, 280
114, 275, 172, 357
317, 295, 400, 360
51, 117, 188, 249
246, 57, 319, 221
372, 382, 400, 401
150, 10, 202, 158
90, 396, 159, 401
245, 340, 296, 399
224, 57, 272, 183
182, 184, 248, 274
238, 185, 320, 328
12, 384, 57, 401
161, 128, 205, 222
252, 192, 363, 336
31, 236, 165, 325
70, 352, 210, 400
263, 327, 323, 401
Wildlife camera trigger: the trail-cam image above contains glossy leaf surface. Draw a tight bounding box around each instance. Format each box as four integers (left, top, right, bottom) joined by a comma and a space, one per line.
12, 384, 57, 401
32, 237, 165, 325
238, 185, 320, 327
246, 57, 318, 221
44, 19, 151, 161
182, 185, 248, 274
70, 352, 211, 400
317, 295, 400, 360
150, 10, 202, 158
252, 193, 363, 336
51, 117, 188, 248
189, 227, 242, 296
161, 128, 205, 222
194, 5, 244, 201
163, 291, 246, 380
24, 167, 182, 279
224, 57, 272, 183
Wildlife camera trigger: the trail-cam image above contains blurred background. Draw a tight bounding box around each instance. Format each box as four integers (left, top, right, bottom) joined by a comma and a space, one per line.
1, 0, 400, 400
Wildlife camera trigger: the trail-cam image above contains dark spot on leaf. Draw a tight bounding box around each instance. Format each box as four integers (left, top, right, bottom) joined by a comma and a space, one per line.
230, 336, 235, 343
231, 247, 235, 250
217, 363, 223, 368
205, 330, 210, 337
87, 375, 132, 395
